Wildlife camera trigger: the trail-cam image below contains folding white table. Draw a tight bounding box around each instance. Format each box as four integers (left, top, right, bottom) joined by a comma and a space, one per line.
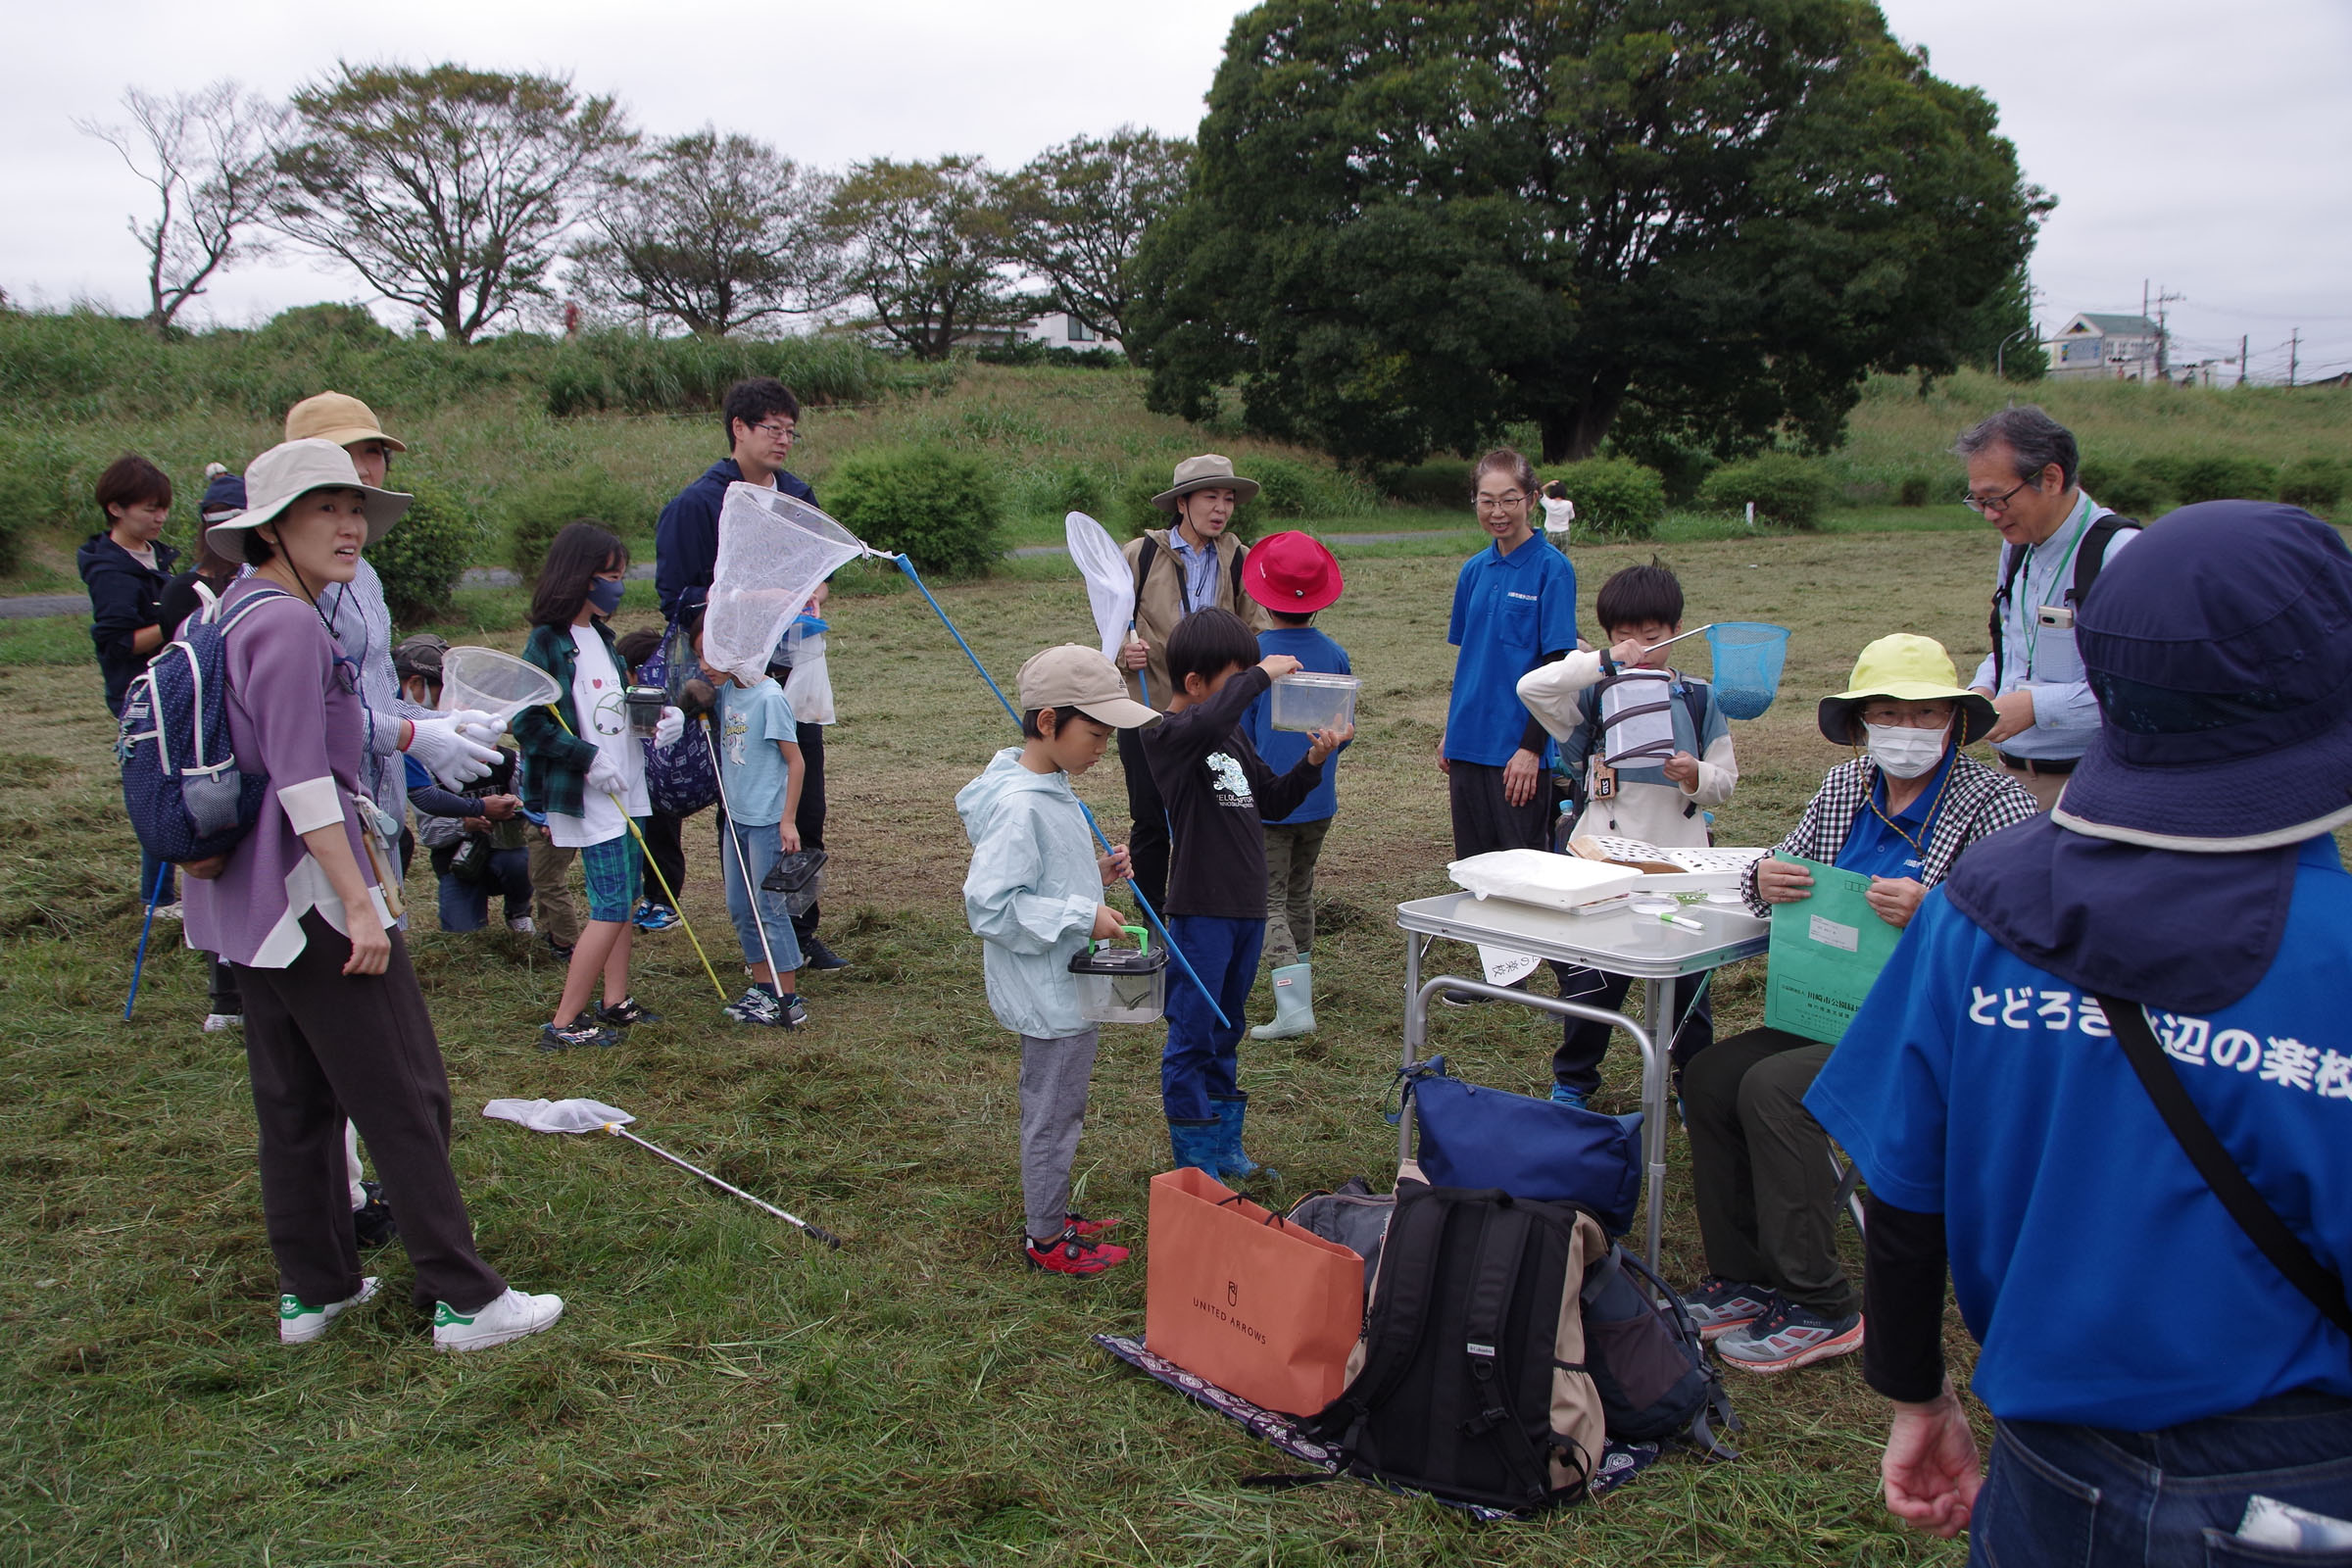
1394, 891, 1770, 1269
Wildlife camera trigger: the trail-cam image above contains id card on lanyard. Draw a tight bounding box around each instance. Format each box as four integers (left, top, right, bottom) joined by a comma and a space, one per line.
2016, 496, 2097, 681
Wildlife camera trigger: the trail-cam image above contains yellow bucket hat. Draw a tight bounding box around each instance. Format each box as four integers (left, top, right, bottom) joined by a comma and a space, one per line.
1816, 633, 1998, 746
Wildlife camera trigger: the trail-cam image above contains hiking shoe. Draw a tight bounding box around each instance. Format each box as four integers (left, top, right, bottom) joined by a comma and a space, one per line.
1439, 987, 1480, 1007
1715, 1299, 1864, 1373
542, 931, 575, 961
202, 1012, 243, 1033
596, 995, 662, 1028
723, 987, 782, 1026
432, 1288, 564, 1353
799, 936, 850, 972
1549, 1084, 1591, 1110
1064, 1210, 1121, 1237
352, 1181, 398, 1250
632, 903, 681, 933
507, 915, 535, 935
539, 1018, 620, 1052
1684, 1277, 1779, 1342
279, 1276, 380, 1346
776, 994, 808, 1030
1025, 1227, 1130, 1277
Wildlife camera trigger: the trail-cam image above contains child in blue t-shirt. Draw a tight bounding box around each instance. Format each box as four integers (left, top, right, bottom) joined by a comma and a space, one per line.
1239, 531, 1350, 1042
701, 616, 808, 1029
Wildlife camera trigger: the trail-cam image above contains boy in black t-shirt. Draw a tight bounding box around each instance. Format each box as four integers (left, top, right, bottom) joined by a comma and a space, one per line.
1140, 608, 1352, 1182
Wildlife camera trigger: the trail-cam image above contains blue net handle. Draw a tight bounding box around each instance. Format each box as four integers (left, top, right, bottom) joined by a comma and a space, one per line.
1705, 622, 1790, 720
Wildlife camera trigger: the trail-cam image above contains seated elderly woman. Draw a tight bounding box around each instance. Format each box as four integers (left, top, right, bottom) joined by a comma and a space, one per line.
1684, 635, 2039, 1375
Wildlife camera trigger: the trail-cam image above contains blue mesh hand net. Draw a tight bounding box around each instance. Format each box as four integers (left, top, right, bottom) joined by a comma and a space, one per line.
1706, 622, 1790, 719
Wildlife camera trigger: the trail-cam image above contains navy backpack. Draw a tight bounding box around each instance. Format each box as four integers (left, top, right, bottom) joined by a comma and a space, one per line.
116, 585, 290, 863
636, 612, 720, 818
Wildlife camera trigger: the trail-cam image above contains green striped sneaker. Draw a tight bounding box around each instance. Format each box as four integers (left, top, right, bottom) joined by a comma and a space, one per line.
278, 1276, 380, 1346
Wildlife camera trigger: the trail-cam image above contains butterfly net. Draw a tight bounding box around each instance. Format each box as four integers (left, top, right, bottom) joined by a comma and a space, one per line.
703, 485, 869, 686
1063, 511, 1134, 662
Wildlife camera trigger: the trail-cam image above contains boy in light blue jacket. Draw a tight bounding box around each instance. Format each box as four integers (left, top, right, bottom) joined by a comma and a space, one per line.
958, 645, 1158, 1278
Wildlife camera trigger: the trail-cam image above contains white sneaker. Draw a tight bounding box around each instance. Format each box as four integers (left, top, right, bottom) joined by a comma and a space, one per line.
507, 916, 535, 935
153, 903, 183, 922
432, 1287, 564, 1352
202, 1012, 243, 1033
279, 1276, 380, 1345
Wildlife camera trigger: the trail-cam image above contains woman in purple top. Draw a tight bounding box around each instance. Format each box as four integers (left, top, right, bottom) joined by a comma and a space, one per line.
187, 438, 564, 1353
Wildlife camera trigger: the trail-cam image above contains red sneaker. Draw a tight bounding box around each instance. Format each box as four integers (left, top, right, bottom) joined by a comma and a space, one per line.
1063, 1210, 1121, 1238
1025, 1227, 1130, 1276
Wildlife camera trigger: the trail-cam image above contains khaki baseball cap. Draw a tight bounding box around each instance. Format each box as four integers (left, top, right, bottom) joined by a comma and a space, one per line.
284, 390, 408, 452
1017, 645, 1160, 730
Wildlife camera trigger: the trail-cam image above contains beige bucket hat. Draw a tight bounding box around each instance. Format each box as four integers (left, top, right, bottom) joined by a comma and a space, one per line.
284, 390, 409, 452
205, 439, 412, 552
1151, 454, 1260, 512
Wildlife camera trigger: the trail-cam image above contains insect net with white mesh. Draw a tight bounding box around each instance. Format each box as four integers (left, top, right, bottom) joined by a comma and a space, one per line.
1063, 511, 1135, 662
702, 484, 870, 685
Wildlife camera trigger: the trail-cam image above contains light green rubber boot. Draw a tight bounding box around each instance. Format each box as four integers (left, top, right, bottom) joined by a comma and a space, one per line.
1250, 963, 1316, 1040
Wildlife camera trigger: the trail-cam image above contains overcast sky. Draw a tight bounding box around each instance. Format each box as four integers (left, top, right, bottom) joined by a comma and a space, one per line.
8, 0, 2348, 380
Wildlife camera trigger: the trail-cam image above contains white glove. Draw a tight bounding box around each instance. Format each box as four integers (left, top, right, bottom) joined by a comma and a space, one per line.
653, 706, 685, 751
586, 753, 627, 798
405, 711, 499, 789
446, 708, 502, 746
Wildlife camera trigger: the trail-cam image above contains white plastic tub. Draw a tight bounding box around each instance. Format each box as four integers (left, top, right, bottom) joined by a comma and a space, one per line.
1068, 930, 1170, 1024
1270, 671, 1360, 733
1447, 849, 1642, 914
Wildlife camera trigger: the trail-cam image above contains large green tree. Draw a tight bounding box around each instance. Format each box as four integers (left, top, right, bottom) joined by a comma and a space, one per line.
1005, 128, 1192, 363
273, 64, 632, 343
1133, 0, 2050, 466
824, 156, 1028, 361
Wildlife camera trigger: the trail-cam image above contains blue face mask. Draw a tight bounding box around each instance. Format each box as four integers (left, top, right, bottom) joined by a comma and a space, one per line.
586, 575, 625, 617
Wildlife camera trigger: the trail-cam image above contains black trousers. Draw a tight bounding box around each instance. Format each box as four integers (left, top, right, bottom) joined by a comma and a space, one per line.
1682, 1026, 1853, 1316
236, 912, 506, 1314
1116, 726, 1168, 915
1551, 969, 1717, 1096
641, 810, 687, 911
791, 720, 826, 942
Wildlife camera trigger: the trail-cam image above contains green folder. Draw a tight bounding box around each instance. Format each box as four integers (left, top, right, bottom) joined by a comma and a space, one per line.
1763, 854, 1902, 1044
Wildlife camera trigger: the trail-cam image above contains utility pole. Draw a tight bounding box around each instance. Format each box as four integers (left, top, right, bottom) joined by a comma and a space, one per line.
2238, 334, 2249, 388
2152, 286, 2184, 380
2289, 328, 2299, 388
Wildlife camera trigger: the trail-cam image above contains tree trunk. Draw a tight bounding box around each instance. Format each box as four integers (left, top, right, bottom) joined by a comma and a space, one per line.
1539, 382, 1628, 464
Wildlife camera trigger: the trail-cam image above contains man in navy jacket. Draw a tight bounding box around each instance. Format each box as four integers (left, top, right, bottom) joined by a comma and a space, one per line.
648, 378, 846, 969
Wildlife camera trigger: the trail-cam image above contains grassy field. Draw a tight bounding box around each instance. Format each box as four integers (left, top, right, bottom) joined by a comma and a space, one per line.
0, 517, 2076, 1568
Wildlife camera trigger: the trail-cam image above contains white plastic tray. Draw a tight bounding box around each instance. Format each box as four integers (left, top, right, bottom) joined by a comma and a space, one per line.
1446, 850, 1642, 914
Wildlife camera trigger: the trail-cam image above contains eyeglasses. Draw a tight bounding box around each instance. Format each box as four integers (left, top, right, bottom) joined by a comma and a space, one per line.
1475, 493, 1527, 511
1859, 706, 1952, 729
749, 422, 796, 441
1960, 479, 2032, 515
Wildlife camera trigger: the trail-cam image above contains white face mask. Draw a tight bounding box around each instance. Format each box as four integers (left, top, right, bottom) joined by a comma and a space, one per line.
1864, 721, 1949, 779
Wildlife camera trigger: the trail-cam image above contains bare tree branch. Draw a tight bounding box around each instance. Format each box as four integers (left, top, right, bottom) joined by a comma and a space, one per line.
74, 81, 287, 334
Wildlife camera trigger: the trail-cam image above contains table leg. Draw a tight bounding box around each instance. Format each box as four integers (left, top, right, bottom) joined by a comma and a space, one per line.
1642, 977, 1671, 1274
1399, 934, 1425, 1164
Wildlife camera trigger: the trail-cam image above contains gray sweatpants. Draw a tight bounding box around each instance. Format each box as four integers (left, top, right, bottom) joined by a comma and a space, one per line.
1019, 1027, 1102, 1244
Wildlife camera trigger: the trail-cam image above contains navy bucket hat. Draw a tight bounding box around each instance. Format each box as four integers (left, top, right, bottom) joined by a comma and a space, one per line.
2052, 501, 2352, 851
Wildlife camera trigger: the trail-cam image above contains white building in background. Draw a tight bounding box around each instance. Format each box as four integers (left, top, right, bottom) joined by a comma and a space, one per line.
2045, 313, 2162, 381
1016, 310, 1122, 357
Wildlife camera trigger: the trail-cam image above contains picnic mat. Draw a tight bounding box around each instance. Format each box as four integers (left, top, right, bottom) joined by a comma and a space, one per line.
1094, 1334, 1660, 1521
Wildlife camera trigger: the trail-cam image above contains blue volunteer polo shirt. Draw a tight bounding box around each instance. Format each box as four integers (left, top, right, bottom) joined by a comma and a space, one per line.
1445, 534, 1578, 766
1806, 835, 2352, 1430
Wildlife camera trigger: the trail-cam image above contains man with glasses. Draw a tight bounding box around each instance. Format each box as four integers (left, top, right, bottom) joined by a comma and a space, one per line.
651, 378, 848, 969
1952, 406, 2139, 809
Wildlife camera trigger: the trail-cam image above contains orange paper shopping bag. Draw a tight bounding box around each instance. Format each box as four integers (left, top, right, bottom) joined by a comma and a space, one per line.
1144, 1166, 1366, 1416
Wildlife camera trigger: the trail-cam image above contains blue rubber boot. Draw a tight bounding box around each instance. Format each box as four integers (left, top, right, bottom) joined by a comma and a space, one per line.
1209, 1094, 1278, 1185
1167, 1117, 1223, 1176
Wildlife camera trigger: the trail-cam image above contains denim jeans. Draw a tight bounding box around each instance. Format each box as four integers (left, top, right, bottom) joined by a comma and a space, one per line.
1159, 913, 1263, 1122
435, 849, 531, 933
1972, 1393, 2352, 1567
138, 843, 177, 908
716, 813, 806, 977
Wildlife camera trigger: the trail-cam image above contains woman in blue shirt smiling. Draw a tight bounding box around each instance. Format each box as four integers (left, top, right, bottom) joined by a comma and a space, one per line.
1437, 448, 1579, 866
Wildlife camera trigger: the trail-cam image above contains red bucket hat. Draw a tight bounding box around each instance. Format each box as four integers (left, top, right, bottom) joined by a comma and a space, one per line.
1242, 530, 1343, 613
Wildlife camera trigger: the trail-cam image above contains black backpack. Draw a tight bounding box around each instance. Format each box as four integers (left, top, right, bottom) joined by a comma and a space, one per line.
1579, 1242, 1740, 1455
1301, 1183, 1610, 1514
1985, 513, 2140, 691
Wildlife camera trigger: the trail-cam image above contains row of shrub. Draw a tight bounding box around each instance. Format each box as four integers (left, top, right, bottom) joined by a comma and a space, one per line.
2075, 454, 2344, 517
0, 307, 906, 426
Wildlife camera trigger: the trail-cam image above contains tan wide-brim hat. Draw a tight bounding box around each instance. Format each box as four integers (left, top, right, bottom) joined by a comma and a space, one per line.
1816, 633, 1999, 747
1152, 454, 1260, 513
206, 439, 412, 552
284, 390, 409, 453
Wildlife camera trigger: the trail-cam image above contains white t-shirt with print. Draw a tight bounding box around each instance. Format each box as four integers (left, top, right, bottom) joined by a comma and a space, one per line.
550, 623, 649, 848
